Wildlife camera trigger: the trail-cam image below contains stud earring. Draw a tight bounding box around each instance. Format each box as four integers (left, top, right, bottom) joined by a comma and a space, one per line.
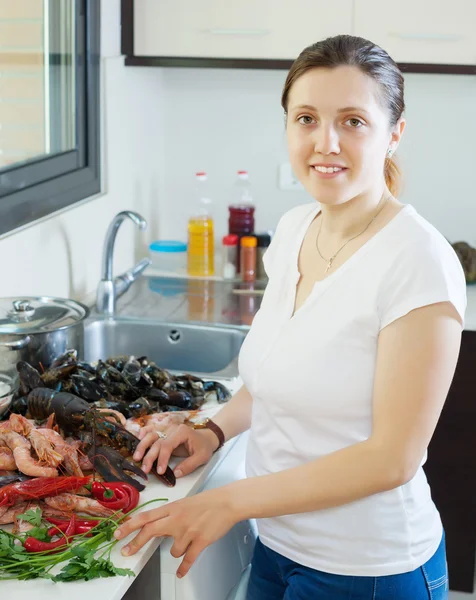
387, 148, 393, 158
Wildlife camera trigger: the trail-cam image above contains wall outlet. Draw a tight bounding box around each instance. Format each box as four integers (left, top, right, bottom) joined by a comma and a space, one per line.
278, 162, 304, 191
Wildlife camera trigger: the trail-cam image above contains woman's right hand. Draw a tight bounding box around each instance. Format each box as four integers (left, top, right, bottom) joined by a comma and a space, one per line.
133, 424, 220, 478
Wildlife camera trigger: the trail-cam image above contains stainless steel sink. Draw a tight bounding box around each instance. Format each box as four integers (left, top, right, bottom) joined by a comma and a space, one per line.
83, 319, 247, 378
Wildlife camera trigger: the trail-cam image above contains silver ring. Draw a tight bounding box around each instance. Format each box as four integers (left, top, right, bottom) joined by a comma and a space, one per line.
156, 431, 167, 440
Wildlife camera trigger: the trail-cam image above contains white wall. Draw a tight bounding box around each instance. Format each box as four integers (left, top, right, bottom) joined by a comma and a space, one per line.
0, 0, 165, 302
159, 67, 476, 246
0, 1, 475, 305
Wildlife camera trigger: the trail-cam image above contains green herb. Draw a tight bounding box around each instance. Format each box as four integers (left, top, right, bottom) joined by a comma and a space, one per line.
0, 497, 168, 582
51, 551, 134, 582
16, 508, 42, 527
25, 527, 51, 542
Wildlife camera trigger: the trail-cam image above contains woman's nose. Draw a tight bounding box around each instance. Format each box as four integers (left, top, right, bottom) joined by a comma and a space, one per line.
313, 125, 340, 155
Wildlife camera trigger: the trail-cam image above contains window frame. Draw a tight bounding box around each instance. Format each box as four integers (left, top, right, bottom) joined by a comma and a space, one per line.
0, 0, 100, 236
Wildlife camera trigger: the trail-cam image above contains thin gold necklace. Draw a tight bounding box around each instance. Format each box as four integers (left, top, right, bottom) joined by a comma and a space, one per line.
315, 194, 389, 273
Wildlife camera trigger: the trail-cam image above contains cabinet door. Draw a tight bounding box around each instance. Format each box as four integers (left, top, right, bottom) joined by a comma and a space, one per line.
424, 330, 476, 592
133, 0, 353, 60
354, 0, 476, 65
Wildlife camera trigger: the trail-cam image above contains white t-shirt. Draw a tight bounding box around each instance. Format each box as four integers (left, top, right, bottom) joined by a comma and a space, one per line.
239, 202, 467, 577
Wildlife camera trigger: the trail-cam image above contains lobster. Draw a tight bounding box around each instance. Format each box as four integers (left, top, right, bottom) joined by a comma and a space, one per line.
26, 388, 176, 490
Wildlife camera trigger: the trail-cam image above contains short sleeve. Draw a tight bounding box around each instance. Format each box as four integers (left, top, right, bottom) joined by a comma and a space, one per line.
378, 240, 467, 330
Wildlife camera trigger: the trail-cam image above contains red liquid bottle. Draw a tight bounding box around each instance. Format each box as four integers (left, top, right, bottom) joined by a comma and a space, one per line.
228, 170, 255, 272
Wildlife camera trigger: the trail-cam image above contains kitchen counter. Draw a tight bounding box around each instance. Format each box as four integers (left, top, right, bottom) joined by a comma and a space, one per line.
116, 273, 476, 332
1, 378, 244, 600
114, 273, 266, 329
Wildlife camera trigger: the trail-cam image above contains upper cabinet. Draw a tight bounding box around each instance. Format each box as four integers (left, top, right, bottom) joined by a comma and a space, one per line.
132, 0, 353, 60
354, 0, 476, 66
123, 0, 476, 72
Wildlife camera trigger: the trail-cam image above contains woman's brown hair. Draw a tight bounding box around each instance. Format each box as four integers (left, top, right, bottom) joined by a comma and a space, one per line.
281, 35, 405, 197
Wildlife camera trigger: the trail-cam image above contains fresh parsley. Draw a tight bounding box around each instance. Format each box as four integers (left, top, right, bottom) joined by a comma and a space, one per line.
16, 508, 42, 527
0, 497, 168, 582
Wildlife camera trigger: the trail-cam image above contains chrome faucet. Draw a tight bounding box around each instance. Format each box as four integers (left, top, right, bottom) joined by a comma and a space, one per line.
96, 211, 151, 316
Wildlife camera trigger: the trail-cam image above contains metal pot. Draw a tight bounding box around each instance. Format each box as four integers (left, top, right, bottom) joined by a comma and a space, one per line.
0, 297, 90, 378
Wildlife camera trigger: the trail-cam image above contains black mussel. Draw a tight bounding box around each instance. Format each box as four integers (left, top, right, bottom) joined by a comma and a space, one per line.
16, 361, 45, 395
71, 374, 107, 403
55, 379, 74, 393
128, 397, 153, 418
137, 370, 153, 389
75, 368, 95, 380
41, 362, 77, 386
105, 355, 129, 371
76, 361, 97, 376
174, 376, 205, 398
9, 394, 29, 416
0, 473, 32, 487
160, 404, 182, 412
96, 360, 112, 385
122, 357, 142, 385
144, 387, 170, 404
183, 373, 204, 383
106, 365, 125, 383
165, 390, 194, 410
49, 349, 78, 369
144, 365, 173, 388
203, 380, 232, 403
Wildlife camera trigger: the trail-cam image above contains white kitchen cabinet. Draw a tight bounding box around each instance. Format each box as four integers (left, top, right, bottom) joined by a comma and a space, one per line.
133, 0, 353, 60
354, 0, 476, 65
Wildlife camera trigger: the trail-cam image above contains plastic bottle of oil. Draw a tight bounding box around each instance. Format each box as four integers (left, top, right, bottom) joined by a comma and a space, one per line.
187, 172, 215, 277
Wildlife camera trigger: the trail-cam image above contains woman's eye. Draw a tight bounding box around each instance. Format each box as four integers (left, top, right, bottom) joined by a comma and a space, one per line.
346, 118, 364, 128
297, 115, 315, 125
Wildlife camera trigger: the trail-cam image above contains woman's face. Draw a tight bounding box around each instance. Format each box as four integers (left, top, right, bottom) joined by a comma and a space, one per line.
286, 65, 404, 205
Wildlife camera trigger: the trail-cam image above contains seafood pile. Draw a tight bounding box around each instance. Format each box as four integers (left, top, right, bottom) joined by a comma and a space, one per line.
9, 350, 231, 418
0, 351, 232, 495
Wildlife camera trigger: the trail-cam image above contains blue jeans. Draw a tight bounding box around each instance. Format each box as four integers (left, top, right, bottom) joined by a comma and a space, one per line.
246, 534, 448, 599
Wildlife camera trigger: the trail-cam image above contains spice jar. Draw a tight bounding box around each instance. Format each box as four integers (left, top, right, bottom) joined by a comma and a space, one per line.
255, 233, 271, 281
222, 234, 239, 279
240, 236, 257, 283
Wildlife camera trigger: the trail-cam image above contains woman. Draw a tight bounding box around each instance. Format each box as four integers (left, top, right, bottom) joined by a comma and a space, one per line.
114, 35, 466, 599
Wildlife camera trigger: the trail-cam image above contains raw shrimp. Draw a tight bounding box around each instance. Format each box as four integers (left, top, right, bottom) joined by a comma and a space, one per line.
44, 493, 116, 517
29, 429, 63, 467
0, 446, 16, 470
8, 413, 33, 436
0, 431, 58, 478
9, 414, 63, 468
13, 503, 41, 534
39, 429, 84, 476
0, 501, 40, 526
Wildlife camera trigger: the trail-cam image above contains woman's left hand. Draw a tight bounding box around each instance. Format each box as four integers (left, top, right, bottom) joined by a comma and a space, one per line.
113, 488, 238, 578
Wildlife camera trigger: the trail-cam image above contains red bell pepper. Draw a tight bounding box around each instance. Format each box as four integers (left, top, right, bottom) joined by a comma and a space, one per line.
24, 514, 76, 553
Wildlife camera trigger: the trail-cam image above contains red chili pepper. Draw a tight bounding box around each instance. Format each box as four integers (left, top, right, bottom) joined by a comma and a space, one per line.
101, 482, 140, 512
45, 516, 99, 537
46, 516, 101, 528
24, 514, 76, 553
75, 524, 95, 536
91, 481, 139, 512
47, 523, 69, 536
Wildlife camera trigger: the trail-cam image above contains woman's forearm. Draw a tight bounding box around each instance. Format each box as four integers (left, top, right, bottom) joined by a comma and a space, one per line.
226, 439, 404, 521
211, 384, 253, 442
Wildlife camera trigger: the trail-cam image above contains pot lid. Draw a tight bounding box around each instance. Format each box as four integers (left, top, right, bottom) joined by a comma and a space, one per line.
0, 297, 89, 334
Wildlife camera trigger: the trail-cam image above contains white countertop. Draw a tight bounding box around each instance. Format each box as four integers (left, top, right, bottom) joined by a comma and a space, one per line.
1, 377, 243, 600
